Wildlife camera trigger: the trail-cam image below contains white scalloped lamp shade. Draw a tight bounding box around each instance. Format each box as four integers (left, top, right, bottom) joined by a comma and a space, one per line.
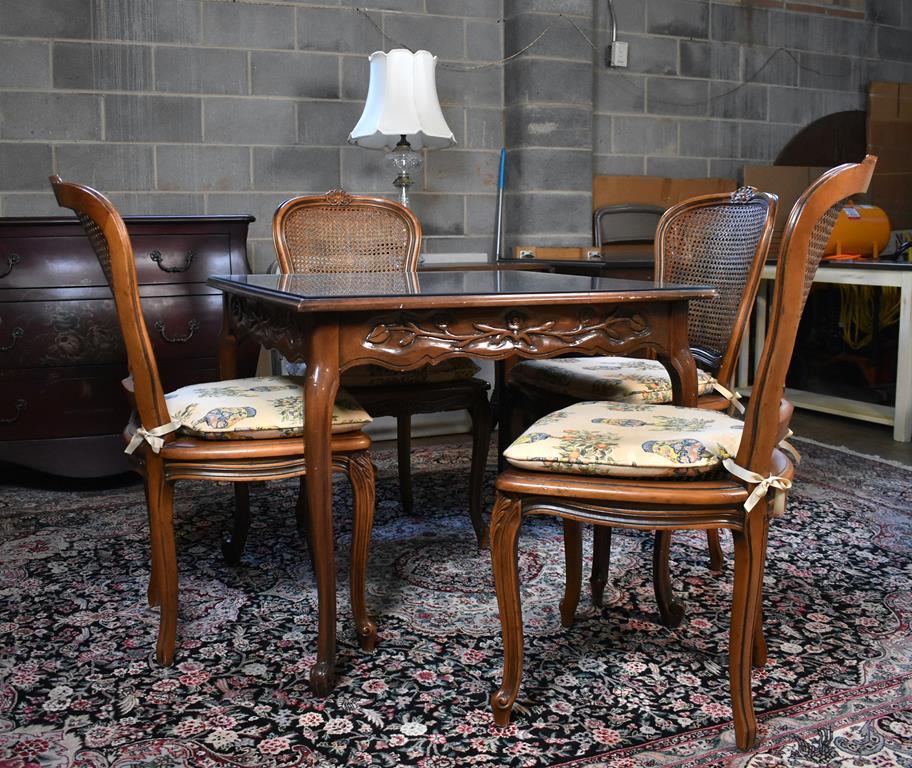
349, 49, 456, 151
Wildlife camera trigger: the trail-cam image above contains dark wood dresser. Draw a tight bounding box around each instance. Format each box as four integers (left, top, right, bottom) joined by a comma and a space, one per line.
0, 215, 257, 477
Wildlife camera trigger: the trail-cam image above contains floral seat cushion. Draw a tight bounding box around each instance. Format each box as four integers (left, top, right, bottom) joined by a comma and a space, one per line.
503, 401, 743, 478
281, 358, 480, 387
164, 376, 371, 440
509, 357, 716, 404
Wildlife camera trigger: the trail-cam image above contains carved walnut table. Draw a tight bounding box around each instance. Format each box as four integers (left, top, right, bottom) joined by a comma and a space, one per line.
208, 269, 715, 696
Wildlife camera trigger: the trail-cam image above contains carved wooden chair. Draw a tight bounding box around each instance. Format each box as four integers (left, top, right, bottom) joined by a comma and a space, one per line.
273, 189, 492, 545
51, 176, 378, 666
510, 188, 777, 583
489, 157, 876, 750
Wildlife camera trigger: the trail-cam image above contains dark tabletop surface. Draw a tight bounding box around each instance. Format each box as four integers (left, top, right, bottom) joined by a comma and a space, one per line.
209, 269, 715, 313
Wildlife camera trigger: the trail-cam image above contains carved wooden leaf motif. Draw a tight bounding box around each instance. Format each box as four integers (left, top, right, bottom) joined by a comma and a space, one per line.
365, 326, 391, 345
365, 310, 651, 354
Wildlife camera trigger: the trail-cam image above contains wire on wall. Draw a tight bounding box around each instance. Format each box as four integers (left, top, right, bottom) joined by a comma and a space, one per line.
354, 3, 867, 106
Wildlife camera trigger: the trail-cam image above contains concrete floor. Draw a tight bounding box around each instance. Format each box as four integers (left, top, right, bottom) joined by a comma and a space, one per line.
788, 409, 912, 465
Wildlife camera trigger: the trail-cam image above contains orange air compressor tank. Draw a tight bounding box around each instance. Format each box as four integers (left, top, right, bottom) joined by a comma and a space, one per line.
825, 203, 891, 256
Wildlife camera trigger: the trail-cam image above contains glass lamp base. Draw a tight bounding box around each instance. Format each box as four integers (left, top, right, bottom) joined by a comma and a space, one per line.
386, 144, 422, 208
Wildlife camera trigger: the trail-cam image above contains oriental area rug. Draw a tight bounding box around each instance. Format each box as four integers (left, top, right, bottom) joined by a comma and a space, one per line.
0, 438, 910, 767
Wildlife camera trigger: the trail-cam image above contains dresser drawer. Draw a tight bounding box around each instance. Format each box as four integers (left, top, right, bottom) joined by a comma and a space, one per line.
0, 371, 128, 440
0, 295, 224, 368
0, 233, 232, 289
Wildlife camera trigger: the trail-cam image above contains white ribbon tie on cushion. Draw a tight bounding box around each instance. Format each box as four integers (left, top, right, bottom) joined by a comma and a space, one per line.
711, 381, 745, 414
722, 458, 792, 518
777, 429, 802, 465
125, 421, 181, 455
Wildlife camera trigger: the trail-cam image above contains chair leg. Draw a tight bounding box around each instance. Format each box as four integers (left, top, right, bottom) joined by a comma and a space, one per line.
730, 511, 769, 751
467, 389, 492, 548
490, 493, 525, 727
707, 529, 725, 571
221, 483, 251, 566
652, 531, 684, 628
590, 526, 612, 607
753, 607, 767, 667
560, 519, 582, 628
147, 458, 178, 666
346, 451, 377, 652
143, 479, 159, 608
295, 475, 314, 567
397, 414, 414, 515
752, 524, 770, 667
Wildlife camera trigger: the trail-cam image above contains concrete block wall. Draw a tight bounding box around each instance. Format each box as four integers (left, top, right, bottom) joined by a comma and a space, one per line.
503, 0, 594, 249
594, 0, 912, 183
1, 0, 911, 261
0, 0, 504, 270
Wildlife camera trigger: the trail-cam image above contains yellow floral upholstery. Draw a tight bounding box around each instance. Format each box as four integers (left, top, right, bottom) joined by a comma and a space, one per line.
510, 357, 716, 404
503, 401, 743, 478
164, 376, 371, 440
281, 358, 480, 387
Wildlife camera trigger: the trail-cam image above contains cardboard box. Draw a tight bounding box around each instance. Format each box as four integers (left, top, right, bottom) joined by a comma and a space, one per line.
511, 246, 602, 261
867, 81, 912, 229
743, 165, 829, 254
592, 175, 736, 210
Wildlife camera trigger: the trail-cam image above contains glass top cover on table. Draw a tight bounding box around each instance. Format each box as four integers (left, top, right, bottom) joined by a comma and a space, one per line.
208, 270, 712, 310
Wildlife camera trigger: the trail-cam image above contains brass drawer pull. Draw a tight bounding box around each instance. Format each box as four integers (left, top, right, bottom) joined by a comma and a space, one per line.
0, 253, 21, 279
0, 398, 26, 425
0, 327, 23, 352
149, 249, 194, 273
155, 318, 200, 343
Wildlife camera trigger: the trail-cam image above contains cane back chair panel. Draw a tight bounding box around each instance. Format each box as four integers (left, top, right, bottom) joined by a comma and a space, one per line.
273, 189, 421, 275
656, 187, 776, 379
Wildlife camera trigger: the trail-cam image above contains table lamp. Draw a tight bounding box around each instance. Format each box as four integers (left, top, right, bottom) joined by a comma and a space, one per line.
349, 48, 455, 208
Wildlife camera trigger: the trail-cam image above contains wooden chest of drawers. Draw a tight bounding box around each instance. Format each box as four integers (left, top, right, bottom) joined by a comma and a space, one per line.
0, 215, 257, 477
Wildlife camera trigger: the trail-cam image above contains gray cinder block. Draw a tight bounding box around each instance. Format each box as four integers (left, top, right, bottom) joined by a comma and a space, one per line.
106, 95, 202, 142
157, 145, 251, 192
612, 115, 677, 155
299, 101, 365, 147
646, 0, 709, 40
504, 147, 592, 192
679, 119, 738, 158
202, 2, 295, 50
0, 0, 92, 39
0, 41, 51, 89
253, 147, 339, 191
0, 143, 53, 190
251, 52, 339, 99
505, 59, 592, 106
297, 7, 382, 54
709, 81, 767, 121
204, 98, 297, 145
425, 149, 501, 194
407, 193, 465, 236
506, 104, 593, 149
56, 143, 155, 190
155, 47, 247, 95
647, 77, 709, 117
646, 156, 708, 179
711, 4, 769, 46
679, 41, 740, 81
0, 93, 102, 140
96, 0, 202, 44
53, 43, 153, 92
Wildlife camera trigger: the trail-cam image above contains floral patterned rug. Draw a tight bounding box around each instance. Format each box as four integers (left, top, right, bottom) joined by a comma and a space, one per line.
1, 437, 910, 767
